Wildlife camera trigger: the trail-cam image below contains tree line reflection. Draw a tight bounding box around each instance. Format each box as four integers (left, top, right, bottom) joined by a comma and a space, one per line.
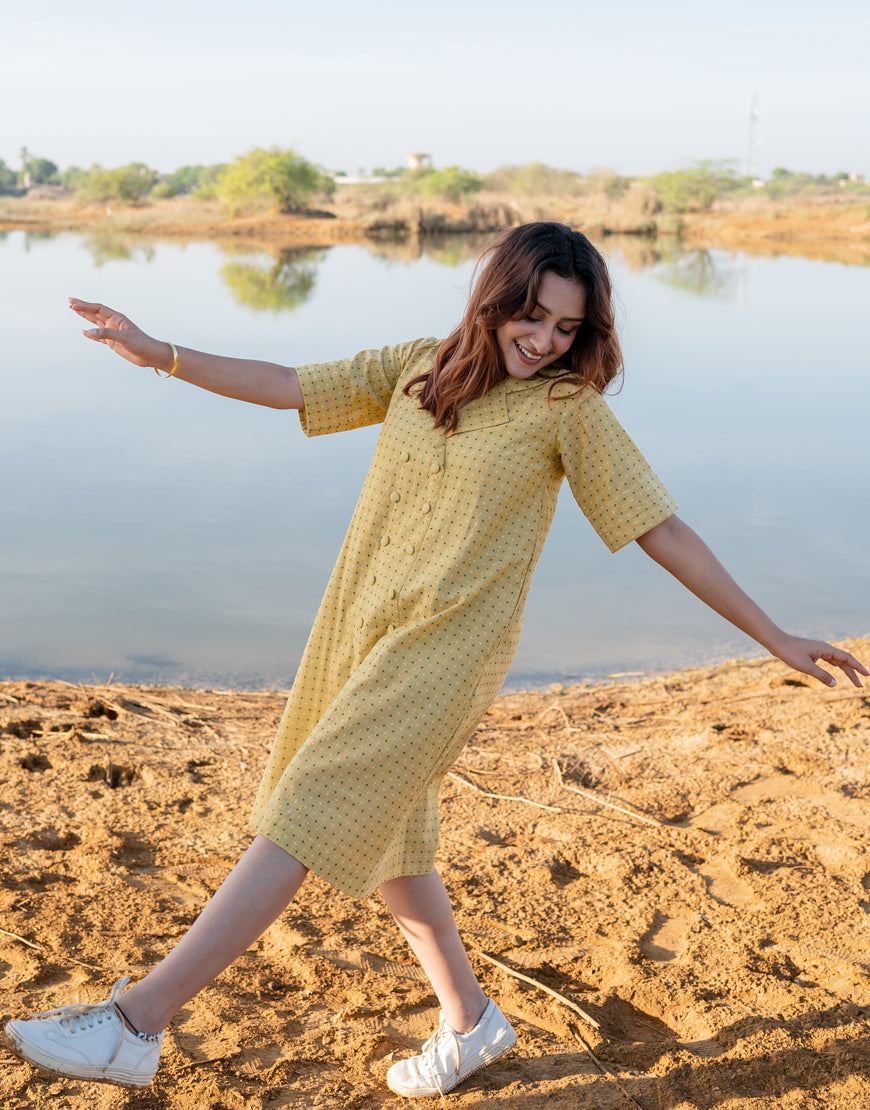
12, 229, 807, 310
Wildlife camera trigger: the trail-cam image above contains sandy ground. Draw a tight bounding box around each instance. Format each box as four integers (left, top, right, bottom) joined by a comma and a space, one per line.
1, 641, 869, 1109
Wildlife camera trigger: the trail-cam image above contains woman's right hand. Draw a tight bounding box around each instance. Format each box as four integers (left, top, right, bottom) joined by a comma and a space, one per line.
69, 298, 174, 373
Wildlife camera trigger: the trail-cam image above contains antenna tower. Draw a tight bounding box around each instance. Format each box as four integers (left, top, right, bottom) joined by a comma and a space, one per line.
745, 93, 760, 178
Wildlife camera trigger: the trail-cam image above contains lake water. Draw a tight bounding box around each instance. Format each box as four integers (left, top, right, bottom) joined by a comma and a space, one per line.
2, 229, 868, 690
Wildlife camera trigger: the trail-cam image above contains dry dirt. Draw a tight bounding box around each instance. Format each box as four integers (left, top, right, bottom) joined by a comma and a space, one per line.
1, 641, 869, 1109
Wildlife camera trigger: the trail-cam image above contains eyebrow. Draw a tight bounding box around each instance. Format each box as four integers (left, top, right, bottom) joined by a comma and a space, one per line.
535, 300, 585, 323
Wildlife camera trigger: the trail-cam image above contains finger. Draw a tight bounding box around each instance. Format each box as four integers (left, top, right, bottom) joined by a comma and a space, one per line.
839, 652, 869, 676
822, 649, 868, 687
83, 327, 128, 342
69, 298, 106, 317
803, 662, 837, 688
70, 299, 129, 329
830, 660, 865, 688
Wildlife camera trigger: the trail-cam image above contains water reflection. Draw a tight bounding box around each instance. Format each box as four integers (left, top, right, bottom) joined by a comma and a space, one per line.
219, 247, 327, 312
80, 231, 156, 266
362, 232, 490, 268
652, 248, 737, 299
602, 234, 674, 272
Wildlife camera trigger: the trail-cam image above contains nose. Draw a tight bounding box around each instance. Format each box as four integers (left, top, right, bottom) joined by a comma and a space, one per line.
531, 321, 555, 353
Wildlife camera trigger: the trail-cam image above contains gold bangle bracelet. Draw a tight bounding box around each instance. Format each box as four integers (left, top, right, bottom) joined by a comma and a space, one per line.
154, 341, 179, 379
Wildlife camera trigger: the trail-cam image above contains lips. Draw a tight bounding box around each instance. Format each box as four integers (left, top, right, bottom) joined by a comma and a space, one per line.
514, 340, 544, 364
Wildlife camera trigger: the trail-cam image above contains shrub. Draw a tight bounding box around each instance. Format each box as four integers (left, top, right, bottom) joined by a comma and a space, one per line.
214, 147, 335, 216
649, 161, 741, 213
404, 166, 485, 203
74, 163, 159, 204
0, 159, 17, 194
485, 163, 586, 197
152, 163, 226, 199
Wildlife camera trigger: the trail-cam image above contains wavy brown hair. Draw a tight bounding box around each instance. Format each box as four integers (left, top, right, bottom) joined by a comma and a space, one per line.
405, 222, 622, 432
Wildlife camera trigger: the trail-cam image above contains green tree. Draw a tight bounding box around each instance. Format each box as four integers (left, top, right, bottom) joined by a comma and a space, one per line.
19, 153, 60, 186
407, 166, 484, 202
0, 159, 18, 194
486, 162, 584, 196
214, 147, 335, 216
371, 165, 407, 179
649, 161, 740, 213
192, 163, 226, 200
151, 163, 226, 199
74, 162, 159, 204
60, 166, 88, 190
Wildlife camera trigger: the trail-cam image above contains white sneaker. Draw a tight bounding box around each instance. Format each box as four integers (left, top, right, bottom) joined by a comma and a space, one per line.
386, 998, 516, 1098
2, 977, 163, 1088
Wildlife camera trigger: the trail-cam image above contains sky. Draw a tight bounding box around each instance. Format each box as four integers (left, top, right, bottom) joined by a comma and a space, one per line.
2, 0, 867, 180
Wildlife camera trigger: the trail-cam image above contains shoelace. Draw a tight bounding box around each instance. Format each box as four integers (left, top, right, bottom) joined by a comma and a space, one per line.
27, 976, 159, 1044
60, 1007, 113, 1035
417, 1019, 461, 1097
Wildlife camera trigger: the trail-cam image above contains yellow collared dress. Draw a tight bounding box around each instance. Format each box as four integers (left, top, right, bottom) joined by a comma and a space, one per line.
251, 339, 676, 897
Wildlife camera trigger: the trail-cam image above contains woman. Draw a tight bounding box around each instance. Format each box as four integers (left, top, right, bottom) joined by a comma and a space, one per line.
4, 223, 864, 1099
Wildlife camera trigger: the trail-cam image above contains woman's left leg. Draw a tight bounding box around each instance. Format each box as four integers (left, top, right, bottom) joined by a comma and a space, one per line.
378, 870, 516, 1097
379, 871, 487, 1033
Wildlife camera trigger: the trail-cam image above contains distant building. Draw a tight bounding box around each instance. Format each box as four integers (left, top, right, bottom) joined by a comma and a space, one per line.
405, 153, 432, 170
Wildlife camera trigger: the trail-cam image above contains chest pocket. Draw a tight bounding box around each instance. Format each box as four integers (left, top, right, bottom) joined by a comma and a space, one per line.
450, 387, 510, 434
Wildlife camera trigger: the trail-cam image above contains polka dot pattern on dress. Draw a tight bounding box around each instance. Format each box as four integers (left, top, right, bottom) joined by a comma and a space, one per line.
250, 340, 677, 898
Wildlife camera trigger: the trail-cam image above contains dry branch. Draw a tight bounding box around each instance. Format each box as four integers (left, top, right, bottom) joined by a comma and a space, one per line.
474, 948, 600, 1031
0, 925, 118, 972
447, 771, 561, 812
0, 926, 41, 951
567, 1021, 648, 1110
554, 760, 663, 828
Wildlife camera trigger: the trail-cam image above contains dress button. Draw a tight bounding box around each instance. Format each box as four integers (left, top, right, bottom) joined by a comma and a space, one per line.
357, 617, 364, 628
430, 461, 441, 473
390, 491, 400, 503
421, 501, 431, 513
369, 574, 377, 585
381, 535, 390, 547
389, 588, 397, 599
406, 544, 415, 555
400, 450, 410, 462
387, 623, 395, 634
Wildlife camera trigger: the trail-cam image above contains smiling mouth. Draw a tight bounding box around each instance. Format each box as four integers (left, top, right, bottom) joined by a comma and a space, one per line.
515, 341, 544, 363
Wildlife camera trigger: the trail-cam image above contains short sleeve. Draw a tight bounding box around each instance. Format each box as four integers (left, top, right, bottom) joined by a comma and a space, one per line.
558, 390, 677, 552
296, 338, 439, 437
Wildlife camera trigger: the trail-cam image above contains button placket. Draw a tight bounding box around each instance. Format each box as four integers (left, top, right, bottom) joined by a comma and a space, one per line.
385, 431, 445, 636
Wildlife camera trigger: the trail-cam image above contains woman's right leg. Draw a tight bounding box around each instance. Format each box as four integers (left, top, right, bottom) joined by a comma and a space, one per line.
3, 834, 308, 1087
118, 834, 309, 1033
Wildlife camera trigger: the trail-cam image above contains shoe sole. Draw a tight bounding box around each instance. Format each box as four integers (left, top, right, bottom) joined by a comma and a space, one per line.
1, 1026, 155, 1089
386, 1026, 517, 1098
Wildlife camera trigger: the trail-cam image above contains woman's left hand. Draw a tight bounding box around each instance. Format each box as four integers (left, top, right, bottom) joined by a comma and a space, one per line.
770, 635, 868, 688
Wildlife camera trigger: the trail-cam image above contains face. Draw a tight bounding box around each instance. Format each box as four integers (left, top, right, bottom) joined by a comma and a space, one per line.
495, 270, 587, 380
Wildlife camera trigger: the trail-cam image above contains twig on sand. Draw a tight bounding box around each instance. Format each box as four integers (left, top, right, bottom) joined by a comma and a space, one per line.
0, 926, 116, 972
0, 927, 41, 951
473, 948, 600, 1031
447, 771, 561, 813
553, 760, 663, 828
567, 1021, 648, 1110
535, 703, 585, 732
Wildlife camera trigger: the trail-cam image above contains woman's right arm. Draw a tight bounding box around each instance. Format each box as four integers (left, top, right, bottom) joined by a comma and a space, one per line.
69, 298, 304, 410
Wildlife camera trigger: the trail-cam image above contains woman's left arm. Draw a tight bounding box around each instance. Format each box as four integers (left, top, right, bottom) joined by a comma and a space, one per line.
636, 514, 868, 688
